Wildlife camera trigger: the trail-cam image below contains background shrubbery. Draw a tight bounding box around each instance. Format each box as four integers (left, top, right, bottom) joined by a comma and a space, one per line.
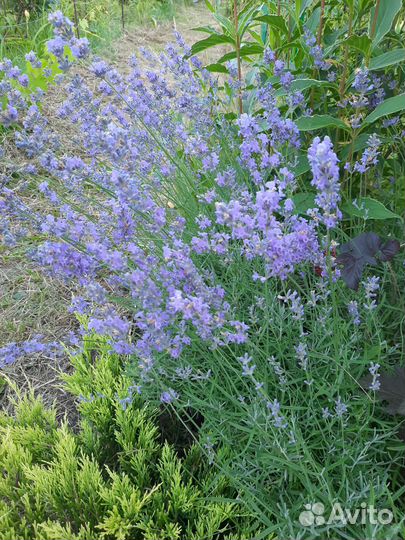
0, 0, 191, 64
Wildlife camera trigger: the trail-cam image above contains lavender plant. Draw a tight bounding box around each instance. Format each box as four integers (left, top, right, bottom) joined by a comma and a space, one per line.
1, 10, 404, 540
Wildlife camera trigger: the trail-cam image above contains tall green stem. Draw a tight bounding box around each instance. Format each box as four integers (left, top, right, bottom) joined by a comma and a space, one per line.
72, 0, 80, 38
310, 0, 325, 109
317, 0, 326, 45
233, 0, 243, 115
370, 0, 381, 39
339, 1, 354, 100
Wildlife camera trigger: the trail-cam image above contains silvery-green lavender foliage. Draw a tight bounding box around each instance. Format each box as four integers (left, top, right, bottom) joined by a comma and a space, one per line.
0, 12, 334, 370
1, 12, 404, 539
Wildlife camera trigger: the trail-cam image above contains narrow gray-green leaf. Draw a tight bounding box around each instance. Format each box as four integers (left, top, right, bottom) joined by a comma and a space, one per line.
290, 192, 316, 214
291, 154, 310, 176
342, 34, 372, 55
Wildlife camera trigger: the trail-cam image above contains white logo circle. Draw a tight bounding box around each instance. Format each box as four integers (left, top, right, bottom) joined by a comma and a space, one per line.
299, 503, 325, 527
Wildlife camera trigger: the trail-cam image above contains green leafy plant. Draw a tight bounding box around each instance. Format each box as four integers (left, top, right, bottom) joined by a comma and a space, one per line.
190, 0, 405, 216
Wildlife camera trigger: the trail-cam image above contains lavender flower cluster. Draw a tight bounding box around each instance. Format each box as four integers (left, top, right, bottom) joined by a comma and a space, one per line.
308, 136, 341, 229
0, 13, 344, 410
343, 67, 397, 129
304, 28, 331, 72
0, 337, 63, 369
0, 58, 37, 127
47, 11, 90, 66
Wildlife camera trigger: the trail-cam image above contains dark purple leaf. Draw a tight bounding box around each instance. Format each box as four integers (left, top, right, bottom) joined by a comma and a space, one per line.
379, 367, 405, 416
336, 232, 380, 290
361, 365, 405, 442
337, 253, 367, 291
379, 239, 401, 262
336, 232, 400, 290
362, 366, 405, 415
339, 231, 381, 259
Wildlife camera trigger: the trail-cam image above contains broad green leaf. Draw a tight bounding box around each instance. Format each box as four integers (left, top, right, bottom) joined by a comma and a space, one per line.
291, 79, 334, 92
342, 197, 402, 221
275, 78, 334, 97
254, 15, 288, 35
205, 63, 229, 74
277, 39, 304, 55
217, 43, 264, 64
363, 93, 405, 124
369, 49, 405, 70
290, 192, 316, 214
260, 3, 270, 43
305, 6, 320, 35
191, 25, 218, 34
342, 34, 372, 55
248, 28, 262, 43
204, 0, 215, 13
291, 155, 310, 176
324, 27, 348, 51
245, 66, 259, 87
239, 5, 261, 38
295, 114, 350, 132
190, 34, 235, 56
369, 0, 402, 47
224, 112, 237, 121
214, 13, 236, 39
298, 0, 315, 17
360, 0, 374, 12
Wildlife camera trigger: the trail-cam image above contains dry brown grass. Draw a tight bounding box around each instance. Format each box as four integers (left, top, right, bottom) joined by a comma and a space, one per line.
109, 2, 227, 71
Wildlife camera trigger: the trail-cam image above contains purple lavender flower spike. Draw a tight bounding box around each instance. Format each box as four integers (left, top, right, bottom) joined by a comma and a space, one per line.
308, 136, 341, 229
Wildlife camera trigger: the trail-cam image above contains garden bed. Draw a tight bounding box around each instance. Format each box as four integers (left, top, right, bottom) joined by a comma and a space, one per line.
1, 1, 404, 539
